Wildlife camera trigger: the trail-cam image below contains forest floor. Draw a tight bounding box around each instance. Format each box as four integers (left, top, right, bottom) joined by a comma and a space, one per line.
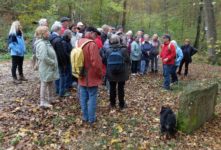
0, 60, 221, 150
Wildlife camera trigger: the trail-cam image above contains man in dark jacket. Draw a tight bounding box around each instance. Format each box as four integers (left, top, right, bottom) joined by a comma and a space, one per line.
177, 39, 197, 76
140, 34, 153, 75
49, 21, 70, 97
62, 29, 73, 90
105, 34, 130, 110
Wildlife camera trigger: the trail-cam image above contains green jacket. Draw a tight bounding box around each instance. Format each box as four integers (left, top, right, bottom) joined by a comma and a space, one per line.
35, 39, 59, 82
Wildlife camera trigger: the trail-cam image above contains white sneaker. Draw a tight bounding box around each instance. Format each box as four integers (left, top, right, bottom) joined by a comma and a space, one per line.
40, 101, 53, 108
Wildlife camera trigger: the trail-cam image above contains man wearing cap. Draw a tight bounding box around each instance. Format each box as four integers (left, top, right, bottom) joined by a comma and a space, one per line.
60, 17, 70, 35
76, 27, 103, 125
160, 34, 176, 90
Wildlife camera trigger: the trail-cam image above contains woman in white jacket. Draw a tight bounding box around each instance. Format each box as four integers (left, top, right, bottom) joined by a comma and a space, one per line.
34, 26, 59, 108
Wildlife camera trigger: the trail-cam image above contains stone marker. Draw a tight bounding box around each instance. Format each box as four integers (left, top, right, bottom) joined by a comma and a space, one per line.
177, 82, 218, 134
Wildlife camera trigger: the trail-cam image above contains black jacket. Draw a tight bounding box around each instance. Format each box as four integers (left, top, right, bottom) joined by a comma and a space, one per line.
49, 33, 69, 69
101, 32, 107, 44
105, 43, 131, 82
62, 37, 72, 64
181, 44, 197, 63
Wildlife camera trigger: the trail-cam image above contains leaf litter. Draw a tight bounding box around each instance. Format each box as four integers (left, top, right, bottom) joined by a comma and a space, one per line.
0, 61, 221, 149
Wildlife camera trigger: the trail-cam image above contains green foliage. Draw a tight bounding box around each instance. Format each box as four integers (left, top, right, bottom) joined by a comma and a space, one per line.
10, 135, 22, 146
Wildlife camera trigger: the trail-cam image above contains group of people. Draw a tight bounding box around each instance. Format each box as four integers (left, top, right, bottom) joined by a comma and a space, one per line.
7, 17, 197, 125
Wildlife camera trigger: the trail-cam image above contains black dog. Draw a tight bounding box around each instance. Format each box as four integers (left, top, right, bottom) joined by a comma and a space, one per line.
160, 106, 177, 137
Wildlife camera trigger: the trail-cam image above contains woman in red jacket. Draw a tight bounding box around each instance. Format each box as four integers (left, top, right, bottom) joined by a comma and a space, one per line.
160, 34, 176, 90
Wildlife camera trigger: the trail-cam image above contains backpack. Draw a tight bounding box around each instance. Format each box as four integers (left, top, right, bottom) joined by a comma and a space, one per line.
71, 40, 93, 78
107, 49, 125, 74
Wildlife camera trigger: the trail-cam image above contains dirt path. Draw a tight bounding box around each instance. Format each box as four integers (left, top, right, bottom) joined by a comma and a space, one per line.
0, 61, 221, 149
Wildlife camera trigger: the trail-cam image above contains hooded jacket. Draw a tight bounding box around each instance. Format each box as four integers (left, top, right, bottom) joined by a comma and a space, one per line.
171, 40, 183, 66
77, 38, 103, 87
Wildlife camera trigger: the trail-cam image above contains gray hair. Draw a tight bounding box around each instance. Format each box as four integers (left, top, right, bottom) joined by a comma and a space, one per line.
38, 18, 47, 26
51, 21, 62, 32
102, 24, 109, 31
63, 29, 72, 37
110, 34, 120, 44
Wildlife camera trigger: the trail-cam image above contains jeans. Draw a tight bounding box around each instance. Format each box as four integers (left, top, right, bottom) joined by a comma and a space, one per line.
178, 60, 189, 76
140, 59, 149, 74
11, 56, 24, 79
65, 64, 73, 89
163, 64, 173, 89
55, 67, 67, 96
80, 86, 98, 123
131, 61, 139, 73
40, 81, 53, 102
171, 65, 178, 83
151, 56, 158, 71
109, 81, 125, 108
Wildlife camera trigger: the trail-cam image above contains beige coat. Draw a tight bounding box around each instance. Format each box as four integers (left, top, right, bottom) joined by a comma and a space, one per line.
35, 39, 59, 82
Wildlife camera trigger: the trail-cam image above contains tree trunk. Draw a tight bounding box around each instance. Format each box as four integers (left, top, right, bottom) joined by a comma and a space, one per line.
122, 0, 127, 30
203, 0, 217, 64
163, 0, 168, 33
194, 0, 203, 49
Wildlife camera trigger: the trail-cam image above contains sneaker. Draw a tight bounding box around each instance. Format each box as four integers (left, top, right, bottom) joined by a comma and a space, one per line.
40, 101, 52, 108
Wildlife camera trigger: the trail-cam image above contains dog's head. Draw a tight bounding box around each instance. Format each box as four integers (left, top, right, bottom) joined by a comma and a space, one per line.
160, 106, 170, 114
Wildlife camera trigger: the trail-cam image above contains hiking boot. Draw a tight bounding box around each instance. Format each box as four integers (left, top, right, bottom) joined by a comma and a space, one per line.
13, 78, 22, 84
40, 101, 53, 108
19, 76, 28, 81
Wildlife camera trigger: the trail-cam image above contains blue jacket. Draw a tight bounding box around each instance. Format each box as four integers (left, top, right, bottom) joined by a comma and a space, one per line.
171, 41, 183, 66
8, 35, 26, 56
141, 41, 153, 60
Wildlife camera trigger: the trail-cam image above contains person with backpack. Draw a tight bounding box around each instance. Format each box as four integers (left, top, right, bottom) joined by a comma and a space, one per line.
177, 39, 197, 76
105, 34, 130, 110
150, 34, 160, 73
160, 34, 176, 90
170, 40, 183, 84
49, 21, 70, 97
34, 26, 59, 108
8, 21, 27, 84
71, 27, 102, 125
140, 34, 153, 75
130, 37, 142, 75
